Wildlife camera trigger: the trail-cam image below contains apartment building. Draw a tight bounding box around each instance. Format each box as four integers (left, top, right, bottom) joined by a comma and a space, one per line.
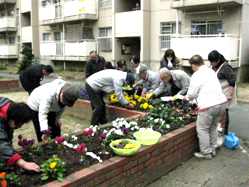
3, 0, 249, 82
0, 0, 39, 66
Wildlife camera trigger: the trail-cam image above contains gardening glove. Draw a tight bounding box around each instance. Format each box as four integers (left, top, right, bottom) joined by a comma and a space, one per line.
122, 85, 132, 91
173, 94, 184, 100
146, 93, 153, 100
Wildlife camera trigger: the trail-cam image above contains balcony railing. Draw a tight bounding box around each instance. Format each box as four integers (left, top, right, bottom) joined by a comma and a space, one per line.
22, 26, 32, 43
115, 11, 141, 37
159, 34, 179, 49
171, 0, 243, 9
0, 17, 16, 31
40, 40, 96, 58
171, 34, 239, 62
97, 37, 112, 51
0, 0, 16, 4
0, 45, 17, 57
39, 0, 97, 23
99, 0, 112, 8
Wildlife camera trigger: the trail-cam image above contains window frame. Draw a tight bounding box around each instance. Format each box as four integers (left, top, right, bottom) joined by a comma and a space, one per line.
160, 22, 181, 49
191, 19, 223, 35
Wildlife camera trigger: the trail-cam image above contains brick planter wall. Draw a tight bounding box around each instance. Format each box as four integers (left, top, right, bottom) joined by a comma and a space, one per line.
40, 101, 226, 187
41, 122, 198, 187
65, 99, 145, 121
0, 79, 19, 93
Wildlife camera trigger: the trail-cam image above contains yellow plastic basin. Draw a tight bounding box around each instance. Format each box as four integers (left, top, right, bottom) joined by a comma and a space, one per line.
109, 139, 141, 156
133, 131, 161, 145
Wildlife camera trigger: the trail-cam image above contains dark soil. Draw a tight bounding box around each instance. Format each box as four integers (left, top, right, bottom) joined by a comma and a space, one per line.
7, 135, 114, 187
5, 115, 197, 187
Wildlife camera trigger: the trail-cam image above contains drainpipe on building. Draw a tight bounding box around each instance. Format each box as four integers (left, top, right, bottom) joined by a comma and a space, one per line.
176, 9, 179, 37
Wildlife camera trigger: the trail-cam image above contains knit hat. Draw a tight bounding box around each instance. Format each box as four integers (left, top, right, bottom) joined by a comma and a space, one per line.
126, 73, 135, 88
139, 64, 148, 74
62, 83, 80, 107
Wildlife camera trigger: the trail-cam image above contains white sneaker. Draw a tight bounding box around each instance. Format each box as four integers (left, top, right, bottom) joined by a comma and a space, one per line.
194, 152, 212, 160
211, 149, 216, 157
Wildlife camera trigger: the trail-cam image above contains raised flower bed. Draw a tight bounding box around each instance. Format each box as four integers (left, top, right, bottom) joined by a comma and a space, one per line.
0, 79, 19, 93
2, 98, 226, 186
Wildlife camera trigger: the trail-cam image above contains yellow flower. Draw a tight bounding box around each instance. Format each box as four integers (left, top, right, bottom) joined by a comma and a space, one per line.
140, 104, 143, 108
138, 98, 142, 103
143, 103, 149, 109
50, 162, 57, 169
54, 158, 60, 160
134, 95, 139, 99
131, 100, 136, 105
149, 105, 153, 109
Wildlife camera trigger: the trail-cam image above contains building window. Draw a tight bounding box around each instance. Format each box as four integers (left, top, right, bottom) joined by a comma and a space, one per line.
99, 27, 112, 37
160, 22, 181, 49
42, 0, 51, 7
43, 33, 51, 41
98, 27, 112, 51
99, 0, 112, 8
9, 37, 15, 44
16, 9, 19, 24
191, 20, 223, 35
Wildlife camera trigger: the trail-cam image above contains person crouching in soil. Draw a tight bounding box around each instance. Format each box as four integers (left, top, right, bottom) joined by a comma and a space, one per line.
0, 97, 40, 172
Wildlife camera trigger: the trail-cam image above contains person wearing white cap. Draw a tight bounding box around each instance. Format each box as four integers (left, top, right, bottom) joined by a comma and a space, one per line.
28, 79, 80, 142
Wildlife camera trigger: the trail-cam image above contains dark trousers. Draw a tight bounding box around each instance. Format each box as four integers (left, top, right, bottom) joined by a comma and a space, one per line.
85, 83, 108, 125
31, 110, 61, 142
224, 109, 229, 135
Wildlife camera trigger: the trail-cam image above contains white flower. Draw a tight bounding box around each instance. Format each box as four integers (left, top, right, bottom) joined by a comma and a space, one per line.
114, 129, 123, 136
154, 118, 159, 123
179, 117, 183, 121
150, 117, 154, 120
161, 120, 165, 125
73, 145, 78, 149
166, 124, 170, 129
71, 135, 77, 141
63, 134, 68, 137
86, 152, 103, 162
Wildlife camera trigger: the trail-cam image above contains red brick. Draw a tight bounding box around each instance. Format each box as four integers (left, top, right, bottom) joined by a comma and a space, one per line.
145, 157, 157, 167
123, 160, 137, 171
110, 173, 126, 185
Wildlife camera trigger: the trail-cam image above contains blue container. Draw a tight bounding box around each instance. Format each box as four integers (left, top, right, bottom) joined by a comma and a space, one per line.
224, 132, 239, 150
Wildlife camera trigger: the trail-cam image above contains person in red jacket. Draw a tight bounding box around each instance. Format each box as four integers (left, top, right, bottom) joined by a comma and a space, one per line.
0, 97, 40, 172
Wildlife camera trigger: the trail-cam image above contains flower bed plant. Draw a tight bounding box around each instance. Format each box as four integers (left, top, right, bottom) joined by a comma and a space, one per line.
1, 99, 198, 186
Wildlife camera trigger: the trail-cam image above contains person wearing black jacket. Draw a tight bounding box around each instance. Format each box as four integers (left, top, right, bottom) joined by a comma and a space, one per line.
0, 97, 40, 172
19, 64, 54, 95
85, 51, 106, 78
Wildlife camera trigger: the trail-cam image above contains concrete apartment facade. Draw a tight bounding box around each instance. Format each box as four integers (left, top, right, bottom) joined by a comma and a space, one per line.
1, 0, 248, 82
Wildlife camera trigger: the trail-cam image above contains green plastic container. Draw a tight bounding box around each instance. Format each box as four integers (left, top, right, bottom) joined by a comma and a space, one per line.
133, 131, 161, 145
109, 139, 141, 156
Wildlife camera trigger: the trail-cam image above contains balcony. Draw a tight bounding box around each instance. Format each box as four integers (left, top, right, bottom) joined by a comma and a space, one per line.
171, 34, 240, 67
0, 0, 16, 4
20, 0, 31, 13
0, 17, 16, 32
22, 26, 32, 43
115, 11, 142, 37
40, 40, 97, 61
171, 0, 243, 10
39, 0, 97, 25
0, 45, 18, 59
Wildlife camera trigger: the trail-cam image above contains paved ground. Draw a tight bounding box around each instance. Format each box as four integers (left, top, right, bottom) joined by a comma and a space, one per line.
148, 102, 249, 187
0, 69, 249, 187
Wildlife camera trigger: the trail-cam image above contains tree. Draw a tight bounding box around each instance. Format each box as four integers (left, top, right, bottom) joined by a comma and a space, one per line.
17, 45, 35, 74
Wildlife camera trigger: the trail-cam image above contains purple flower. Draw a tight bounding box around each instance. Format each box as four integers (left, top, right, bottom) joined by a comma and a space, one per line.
98, 137, 103, 143
100, 133, 106, 138
18, 134, 23, 140
18, 141, 24, 146
122, 127, 129, 134
95, 132, 99, 137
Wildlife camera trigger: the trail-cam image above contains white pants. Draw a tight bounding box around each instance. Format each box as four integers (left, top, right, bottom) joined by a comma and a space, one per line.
196, 103, 227, 154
